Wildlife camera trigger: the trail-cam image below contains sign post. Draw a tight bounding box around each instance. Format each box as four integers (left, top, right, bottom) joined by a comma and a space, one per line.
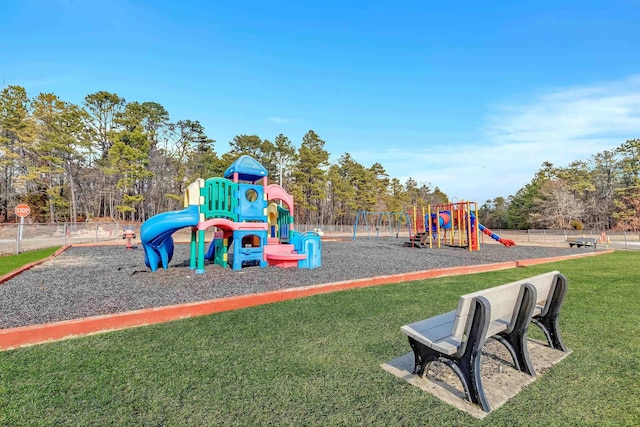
15, 204, 30, 254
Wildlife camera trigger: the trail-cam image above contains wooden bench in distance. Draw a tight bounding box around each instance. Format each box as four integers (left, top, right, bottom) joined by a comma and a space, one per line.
567, 237, 598, 248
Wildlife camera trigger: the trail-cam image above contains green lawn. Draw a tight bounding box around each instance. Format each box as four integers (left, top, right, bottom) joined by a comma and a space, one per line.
1, 251, 639, 426
0, 246, 61, 276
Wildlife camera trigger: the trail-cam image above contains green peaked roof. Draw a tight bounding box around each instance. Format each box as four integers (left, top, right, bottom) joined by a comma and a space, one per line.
223, 155, 268, 181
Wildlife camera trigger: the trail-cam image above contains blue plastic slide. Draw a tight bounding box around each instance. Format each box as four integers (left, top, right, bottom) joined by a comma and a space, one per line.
140, 205, 200, 271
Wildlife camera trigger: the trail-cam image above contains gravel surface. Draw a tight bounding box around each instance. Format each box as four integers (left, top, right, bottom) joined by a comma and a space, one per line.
1, 239, 596, 329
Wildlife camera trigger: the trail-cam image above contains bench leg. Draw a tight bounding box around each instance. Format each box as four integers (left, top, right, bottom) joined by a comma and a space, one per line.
533, 275, 568, 352
455, 331, 490, 412
531, 317, 567, 352
407, 337, 490, 412
495, 283, 537, 376
407, 337, 438, 378
407, 298, 491, 412
494, 334, 535, 377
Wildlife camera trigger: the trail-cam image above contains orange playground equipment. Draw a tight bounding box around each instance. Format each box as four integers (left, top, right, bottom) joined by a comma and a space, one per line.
405, 201, 515, 251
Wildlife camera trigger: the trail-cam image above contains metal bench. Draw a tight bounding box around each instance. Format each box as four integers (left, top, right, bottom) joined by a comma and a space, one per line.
568, 237, 598, 248
400, 271, 568, 412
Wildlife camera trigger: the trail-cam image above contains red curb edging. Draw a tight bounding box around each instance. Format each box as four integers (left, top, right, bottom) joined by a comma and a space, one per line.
515, 249, 615, 267
0, 261, 513, 350
0, 245, 71, 285
0, 250, 614, 351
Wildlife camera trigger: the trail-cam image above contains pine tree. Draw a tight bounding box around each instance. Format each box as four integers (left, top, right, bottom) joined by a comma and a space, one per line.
107, 102, 155, 221
83, 91, 126, 218
0, 85, 33, 221
29, 93, 89, 222
273, 133, 296, 188
291, 130, 329, 224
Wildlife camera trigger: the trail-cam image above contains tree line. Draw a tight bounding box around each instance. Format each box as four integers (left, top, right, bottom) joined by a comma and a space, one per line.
479, 138, 640, 231
0, 85, 448, 226
2, 85, 638, 230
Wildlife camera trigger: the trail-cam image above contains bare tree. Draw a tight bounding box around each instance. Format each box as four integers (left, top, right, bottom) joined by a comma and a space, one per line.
530, 180, 585, 229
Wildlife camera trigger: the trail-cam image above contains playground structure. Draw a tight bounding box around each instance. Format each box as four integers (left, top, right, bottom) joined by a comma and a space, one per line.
405, 201, 515, 251
140, 155, 322, 273
352, 211, 412, 240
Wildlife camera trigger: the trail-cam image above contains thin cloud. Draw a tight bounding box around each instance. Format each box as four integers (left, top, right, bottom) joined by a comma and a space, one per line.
352, 75, 640, 201
476, 74, 640, 195
486, 75, 640, 146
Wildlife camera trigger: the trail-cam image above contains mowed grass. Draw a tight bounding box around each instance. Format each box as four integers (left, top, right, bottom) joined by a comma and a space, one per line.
1, 252, 639, 426
0, 246, 61, 276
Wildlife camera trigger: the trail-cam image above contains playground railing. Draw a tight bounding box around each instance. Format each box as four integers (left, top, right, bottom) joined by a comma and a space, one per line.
200, 178, 239, 221
0, 222, 122, 255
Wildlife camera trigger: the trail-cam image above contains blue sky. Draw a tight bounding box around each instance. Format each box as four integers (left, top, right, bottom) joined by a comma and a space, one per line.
2, 0, 640, 203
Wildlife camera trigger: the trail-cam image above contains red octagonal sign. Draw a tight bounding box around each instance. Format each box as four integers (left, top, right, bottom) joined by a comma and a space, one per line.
15, 203, 30, 218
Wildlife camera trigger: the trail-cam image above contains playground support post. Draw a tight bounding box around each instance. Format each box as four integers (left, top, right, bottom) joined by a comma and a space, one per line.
197, 229, 206, 274
427, 205, 440, 249
473, 203, 477, 246
413, 206, 417, 238
424, 200, 479, 251
466, 204, 471, 252
190, 228, 197, 270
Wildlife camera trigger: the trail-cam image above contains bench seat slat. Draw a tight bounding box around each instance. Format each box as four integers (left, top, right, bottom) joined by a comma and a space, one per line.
401, 322, 456, 346
402, 312, 514, 356
401, 311, 459, 355
401, 311, 456, 334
